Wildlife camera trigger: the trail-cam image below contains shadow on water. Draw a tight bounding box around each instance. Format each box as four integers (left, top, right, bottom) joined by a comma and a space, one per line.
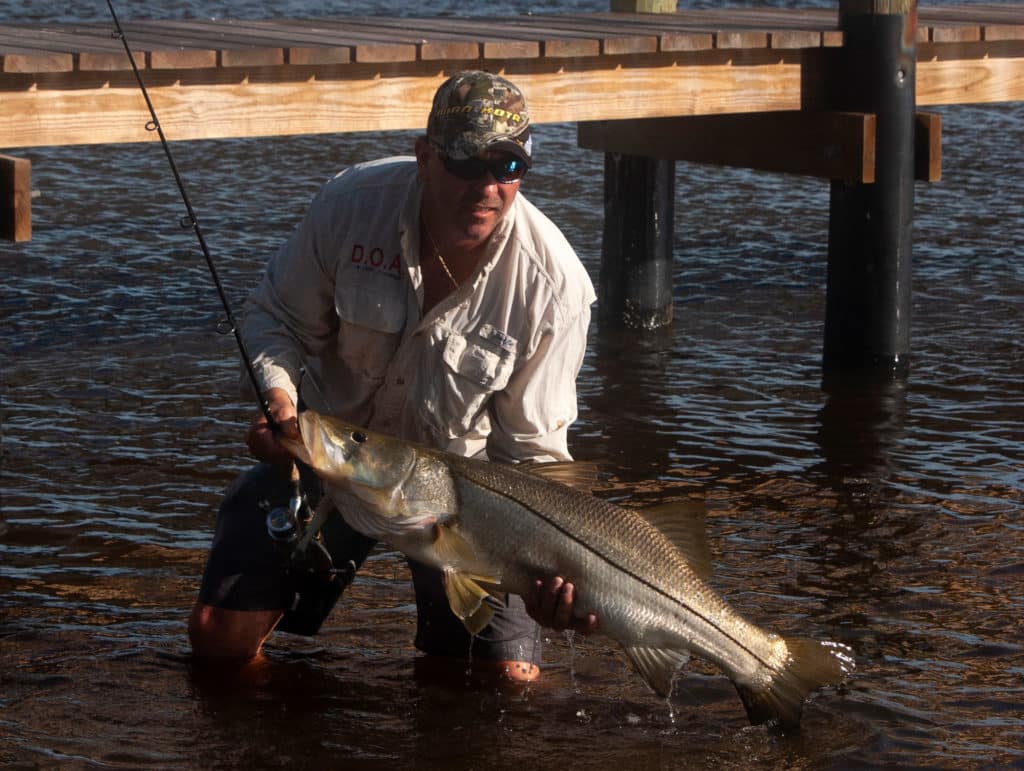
812, 372, 908, 485
580, 324, 682, 481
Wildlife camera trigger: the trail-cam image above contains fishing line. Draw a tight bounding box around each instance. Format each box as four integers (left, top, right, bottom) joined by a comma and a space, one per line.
106, 4, 348, 622
106, 0, 275, 431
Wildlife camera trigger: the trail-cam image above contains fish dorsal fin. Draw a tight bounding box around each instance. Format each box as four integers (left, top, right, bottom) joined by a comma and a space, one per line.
517, 460, 601, 493
623, 646, 690, 697
637, 499, 712, 580
442, 569, 495, 636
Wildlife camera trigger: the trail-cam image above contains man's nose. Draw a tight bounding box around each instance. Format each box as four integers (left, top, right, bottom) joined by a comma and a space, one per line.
470, 170, 500, 190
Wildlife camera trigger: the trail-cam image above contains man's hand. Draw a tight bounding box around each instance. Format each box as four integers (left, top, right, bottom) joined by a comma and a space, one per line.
524, 576, 598, 635
246, 387, 301, 465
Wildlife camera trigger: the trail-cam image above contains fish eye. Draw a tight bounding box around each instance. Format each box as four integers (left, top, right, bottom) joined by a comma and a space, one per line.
351, 431, 367, 443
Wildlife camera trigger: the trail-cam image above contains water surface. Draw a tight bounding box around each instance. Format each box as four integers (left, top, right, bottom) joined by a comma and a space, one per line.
2, 1, 1022, 768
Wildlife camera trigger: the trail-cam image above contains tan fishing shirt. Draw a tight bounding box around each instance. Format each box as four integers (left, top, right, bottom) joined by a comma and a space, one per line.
242, 157, 595, 463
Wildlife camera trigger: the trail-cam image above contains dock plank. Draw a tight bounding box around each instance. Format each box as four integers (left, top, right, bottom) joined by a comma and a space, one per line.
135, 19, 417, 64
541, 11, 830, 49
1, 47, 73, 74
249, 19, 474, 61
0, 26, 144, 71
324, 16, 596, 58
123, 20, 287, 66
21, 22, 220, 69
487, 15, 661, 55
266, 17, 479, 61
919, 5, 1024, 24
314, 16, 544, 59
983, 24, 1024, 42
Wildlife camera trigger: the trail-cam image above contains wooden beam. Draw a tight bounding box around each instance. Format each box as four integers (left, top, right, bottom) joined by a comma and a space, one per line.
1, 50, 73, 73
0, 55, 811, 148
1, 153, 31, 241
579, 111, 878, 182
0, 38, 1016, 149
917, 41, 1024, 104
915, 111, 942, 182
578, 110, 942, 182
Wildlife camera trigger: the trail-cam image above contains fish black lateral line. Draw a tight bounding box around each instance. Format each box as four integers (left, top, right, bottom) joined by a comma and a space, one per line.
455, 464, 785, 672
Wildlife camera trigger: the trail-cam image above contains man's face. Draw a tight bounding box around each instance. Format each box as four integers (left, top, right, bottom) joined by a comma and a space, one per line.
417, 137, 522, 252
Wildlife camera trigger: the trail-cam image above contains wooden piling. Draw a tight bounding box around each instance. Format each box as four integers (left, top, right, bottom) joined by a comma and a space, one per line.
824, 0, 918, 376
600, 0, 677, 329
598, 154, 675, 329
1, 154, 31, 242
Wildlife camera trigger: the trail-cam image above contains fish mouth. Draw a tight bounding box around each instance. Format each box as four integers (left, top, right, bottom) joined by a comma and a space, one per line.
306, 412, 365, 456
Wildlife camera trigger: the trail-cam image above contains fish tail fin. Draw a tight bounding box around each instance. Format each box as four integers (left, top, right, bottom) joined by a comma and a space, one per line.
735, 636, 855, 733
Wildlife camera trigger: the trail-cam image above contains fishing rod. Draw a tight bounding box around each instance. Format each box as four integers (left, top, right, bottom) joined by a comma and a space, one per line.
106, 3, 334, 578
105, 0, 274, 432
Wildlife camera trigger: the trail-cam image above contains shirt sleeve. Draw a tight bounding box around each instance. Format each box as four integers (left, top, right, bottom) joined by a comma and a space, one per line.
240, 186, 340, 407
485, 303, 592, 464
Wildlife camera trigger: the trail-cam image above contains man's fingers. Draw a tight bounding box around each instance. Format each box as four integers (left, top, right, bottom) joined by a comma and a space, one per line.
554, 581, 574, 628
543, 576, 564, 618
246, 412, 297, 465
265, 389, 300, 439
523, 576, 599, 635
574, 612, 599, 635
274, 414, 301, 440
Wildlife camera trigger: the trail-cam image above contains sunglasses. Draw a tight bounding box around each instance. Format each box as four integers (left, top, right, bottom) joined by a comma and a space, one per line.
437, 150, 529, 184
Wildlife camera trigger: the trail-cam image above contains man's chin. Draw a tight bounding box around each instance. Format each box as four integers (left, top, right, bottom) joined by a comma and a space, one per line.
453, 218, 498, 248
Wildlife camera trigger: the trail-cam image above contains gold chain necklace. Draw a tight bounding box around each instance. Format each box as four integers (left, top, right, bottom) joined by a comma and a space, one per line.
424, 225, 459, 290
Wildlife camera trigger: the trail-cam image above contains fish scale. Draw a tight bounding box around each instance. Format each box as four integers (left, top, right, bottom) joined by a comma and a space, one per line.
448, 459, 775, 674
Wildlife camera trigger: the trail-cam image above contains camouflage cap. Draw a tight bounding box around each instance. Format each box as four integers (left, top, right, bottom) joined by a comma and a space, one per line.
427, 71, 532, 167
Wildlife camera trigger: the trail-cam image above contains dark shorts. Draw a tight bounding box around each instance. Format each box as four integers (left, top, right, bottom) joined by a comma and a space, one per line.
197, 463, 540, 663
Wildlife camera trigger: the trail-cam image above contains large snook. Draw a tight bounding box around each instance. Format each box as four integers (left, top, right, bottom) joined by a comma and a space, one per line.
285, 410, 854, 731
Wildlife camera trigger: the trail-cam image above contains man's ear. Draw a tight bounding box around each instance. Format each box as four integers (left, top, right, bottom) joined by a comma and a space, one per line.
414, 136, 431, 170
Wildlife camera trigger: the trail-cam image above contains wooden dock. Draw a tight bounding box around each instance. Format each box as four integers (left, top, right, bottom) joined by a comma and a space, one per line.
1, 3, 1022, 374
0, 5, 1021, 148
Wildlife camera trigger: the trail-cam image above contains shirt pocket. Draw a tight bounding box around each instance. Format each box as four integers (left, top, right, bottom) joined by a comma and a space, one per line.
433, 330, 516, 437
334, 283, 405, 382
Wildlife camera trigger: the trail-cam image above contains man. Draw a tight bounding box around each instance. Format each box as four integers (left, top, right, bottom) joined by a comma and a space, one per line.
189, 70, 597, 681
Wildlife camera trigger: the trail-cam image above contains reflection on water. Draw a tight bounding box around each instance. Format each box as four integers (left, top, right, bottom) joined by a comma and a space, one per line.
814, 373, 908, 482
2, 5, 1023, 764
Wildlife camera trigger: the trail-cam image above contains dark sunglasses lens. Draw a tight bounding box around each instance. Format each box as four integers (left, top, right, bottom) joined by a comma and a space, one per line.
443, 156, 487, 180
492, 157, 527, 183
442, 155, 527, 183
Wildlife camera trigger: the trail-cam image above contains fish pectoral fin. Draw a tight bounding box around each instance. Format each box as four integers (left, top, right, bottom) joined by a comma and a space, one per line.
623, 646, 690, 697
433, 525, 501, 635
637, 499, 712, 580
442, 569, 495, 636
432, 524, 501, 583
